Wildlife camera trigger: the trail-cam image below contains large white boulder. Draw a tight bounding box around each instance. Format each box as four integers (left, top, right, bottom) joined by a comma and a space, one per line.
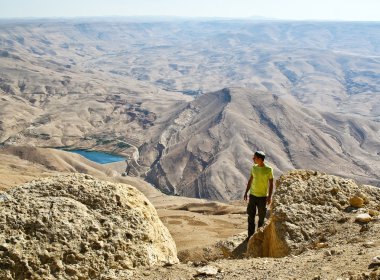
0, 174, 178, 279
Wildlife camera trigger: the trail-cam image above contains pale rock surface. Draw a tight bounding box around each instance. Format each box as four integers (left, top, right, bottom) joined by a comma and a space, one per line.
372, 256, 380, 265
355, 213, 372, 223
195, 265, 219, 276
247, 170, 380, 258
0, 174, 178, 280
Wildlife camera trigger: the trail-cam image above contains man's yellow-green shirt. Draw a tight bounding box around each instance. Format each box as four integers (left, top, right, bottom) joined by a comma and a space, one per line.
250, 164, 273, 197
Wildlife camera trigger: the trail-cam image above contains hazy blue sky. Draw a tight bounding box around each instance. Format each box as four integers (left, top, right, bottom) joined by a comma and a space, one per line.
1, 0, 380, 21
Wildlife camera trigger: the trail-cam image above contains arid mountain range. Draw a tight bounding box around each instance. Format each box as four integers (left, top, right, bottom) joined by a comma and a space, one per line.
0, 19, 379, 200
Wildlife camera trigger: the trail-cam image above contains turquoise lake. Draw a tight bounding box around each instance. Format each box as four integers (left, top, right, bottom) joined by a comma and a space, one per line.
66, 150, 125, 164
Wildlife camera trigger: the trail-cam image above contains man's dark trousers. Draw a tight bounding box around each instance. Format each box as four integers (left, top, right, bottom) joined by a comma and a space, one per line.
247, 194, 267, 237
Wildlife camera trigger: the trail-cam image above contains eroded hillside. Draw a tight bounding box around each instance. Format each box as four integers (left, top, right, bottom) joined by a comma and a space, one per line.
142, 87, 380, 200
1, 19, 380, 201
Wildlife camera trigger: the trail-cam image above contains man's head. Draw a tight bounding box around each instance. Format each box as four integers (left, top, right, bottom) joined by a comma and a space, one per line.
253, 151, 265, 164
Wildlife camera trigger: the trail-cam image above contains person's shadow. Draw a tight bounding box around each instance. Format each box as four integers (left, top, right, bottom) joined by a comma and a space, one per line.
230, 237, 250, 259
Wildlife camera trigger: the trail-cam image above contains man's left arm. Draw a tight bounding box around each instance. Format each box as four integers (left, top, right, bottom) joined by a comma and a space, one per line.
266, 178, 274, 205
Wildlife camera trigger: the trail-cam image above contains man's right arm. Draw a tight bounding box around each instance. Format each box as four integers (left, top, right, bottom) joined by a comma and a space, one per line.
244, 175, 253, 201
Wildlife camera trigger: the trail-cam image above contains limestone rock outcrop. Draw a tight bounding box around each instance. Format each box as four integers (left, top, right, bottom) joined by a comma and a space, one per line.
0, 174, 178, 279
247, 170, 380, 258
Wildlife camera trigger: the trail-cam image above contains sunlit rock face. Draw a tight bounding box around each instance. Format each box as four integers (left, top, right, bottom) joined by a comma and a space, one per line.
0, 174, 178, 279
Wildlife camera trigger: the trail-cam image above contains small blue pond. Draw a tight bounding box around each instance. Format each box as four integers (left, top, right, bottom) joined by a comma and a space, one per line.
66, 150, 125, 164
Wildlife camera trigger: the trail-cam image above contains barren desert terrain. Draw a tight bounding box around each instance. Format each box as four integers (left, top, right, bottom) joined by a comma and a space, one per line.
0, 19, 379, 200
1, 18, 380, 279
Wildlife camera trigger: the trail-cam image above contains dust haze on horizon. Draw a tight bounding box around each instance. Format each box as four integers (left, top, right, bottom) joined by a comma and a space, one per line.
1, 0, 380, 21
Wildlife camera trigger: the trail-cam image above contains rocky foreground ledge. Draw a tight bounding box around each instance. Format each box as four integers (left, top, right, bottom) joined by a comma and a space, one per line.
0, 174, 178, 280
248, 170, 380, 258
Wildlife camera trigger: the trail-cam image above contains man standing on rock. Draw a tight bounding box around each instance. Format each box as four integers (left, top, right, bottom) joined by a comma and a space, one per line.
244, 151, 274, 238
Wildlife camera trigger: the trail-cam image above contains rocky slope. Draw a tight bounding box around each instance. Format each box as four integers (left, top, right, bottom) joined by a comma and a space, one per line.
143, 87, 380, 201
0, 151, 55, 191
1, 145, 116, 177
0, 174, 178, 279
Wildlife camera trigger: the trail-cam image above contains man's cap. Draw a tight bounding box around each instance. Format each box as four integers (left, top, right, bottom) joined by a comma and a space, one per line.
255, 151, 266, 159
